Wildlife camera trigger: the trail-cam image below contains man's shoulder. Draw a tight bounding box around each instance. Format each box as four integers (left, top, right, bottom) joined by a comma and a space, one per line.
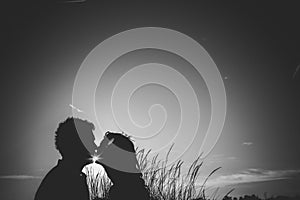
35, 161, 88, 200
42, 164, 63, 181
37, 163, 62, 191
34, 163, 61, 200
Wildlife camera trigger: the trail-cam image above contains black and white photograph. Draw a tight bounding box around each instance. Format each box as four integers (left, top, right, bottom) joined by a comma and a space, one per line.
1, 1, 300, 200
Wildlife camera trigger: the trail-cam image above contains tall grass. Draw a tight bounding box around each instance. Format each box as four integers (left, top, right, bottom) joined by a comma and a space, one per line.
84, 166, 111, 200
85, 146, 220, 200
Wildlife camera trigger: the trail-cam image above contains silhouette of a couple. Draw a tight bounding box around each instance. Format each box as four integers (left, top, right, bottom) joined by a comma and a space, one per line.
35, 117, 150, 200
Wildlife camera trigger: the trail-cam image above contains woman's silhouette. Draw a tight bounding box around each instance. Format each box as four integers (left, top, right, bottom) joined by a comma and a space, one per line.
97, 131, 150, 200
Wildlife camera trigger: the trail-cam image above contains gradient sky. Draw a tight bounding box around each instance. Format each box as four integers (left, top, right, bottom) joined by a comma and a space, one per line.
1, 1, 300, 199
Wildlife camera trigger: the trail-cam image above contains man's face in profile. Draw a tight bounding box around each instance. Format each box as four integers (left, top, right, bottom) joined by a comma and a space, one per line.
64, 119, 98, 166
86, 129, 97, 154
80, 130, 97, 164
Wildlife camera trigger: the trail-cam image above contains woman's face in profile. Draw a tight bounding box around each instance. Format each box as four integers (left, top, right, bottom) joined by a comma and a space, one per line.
96, 135, 114, 160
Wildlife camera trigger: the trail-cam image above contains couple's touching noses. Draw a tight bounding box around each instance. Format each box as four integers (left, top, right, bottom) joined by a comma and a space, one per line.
35, 117, 150, 200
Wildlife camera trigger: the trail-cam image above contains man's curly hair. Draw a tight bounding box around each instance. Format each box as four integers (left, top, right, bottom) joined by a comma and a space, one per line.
55, 117, 95, 158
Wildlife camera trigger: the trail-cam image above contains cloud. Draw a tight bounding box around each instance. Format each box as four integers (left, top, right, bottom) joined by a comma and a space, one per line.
203, 168, 300, 187
242, 142, 253, 146
205, 154, 238, 165
0, 175, 42, 180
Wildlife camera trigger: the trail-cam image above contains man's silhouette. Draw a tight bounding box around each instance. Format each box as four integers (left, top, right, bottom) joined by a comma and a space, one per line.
97, 131, 150, 200
35, 117, 97, 200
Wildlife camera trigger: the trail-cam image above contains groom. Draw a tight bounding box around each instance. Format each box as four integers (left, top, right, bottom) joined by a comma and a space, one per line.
35, 117, 97, 200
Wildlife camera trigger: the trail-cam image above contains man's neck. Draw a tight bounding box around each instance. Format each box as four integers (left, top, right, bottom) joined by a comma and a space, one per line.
58, 159, 84, 173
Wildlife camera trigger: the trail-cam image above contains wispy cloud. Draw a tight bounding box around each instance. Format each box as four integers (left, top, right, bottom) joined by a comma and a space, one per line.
205, 154, 238, 166
203, 168, 300, 187
0, 175, 42, 180
242, 142, 253, 146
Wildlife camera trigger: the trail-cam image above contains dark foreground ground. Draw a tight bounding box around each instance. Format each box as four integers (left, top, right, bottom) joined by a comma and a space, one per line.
0, 179, 299, 200
223, 195, 300, 200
